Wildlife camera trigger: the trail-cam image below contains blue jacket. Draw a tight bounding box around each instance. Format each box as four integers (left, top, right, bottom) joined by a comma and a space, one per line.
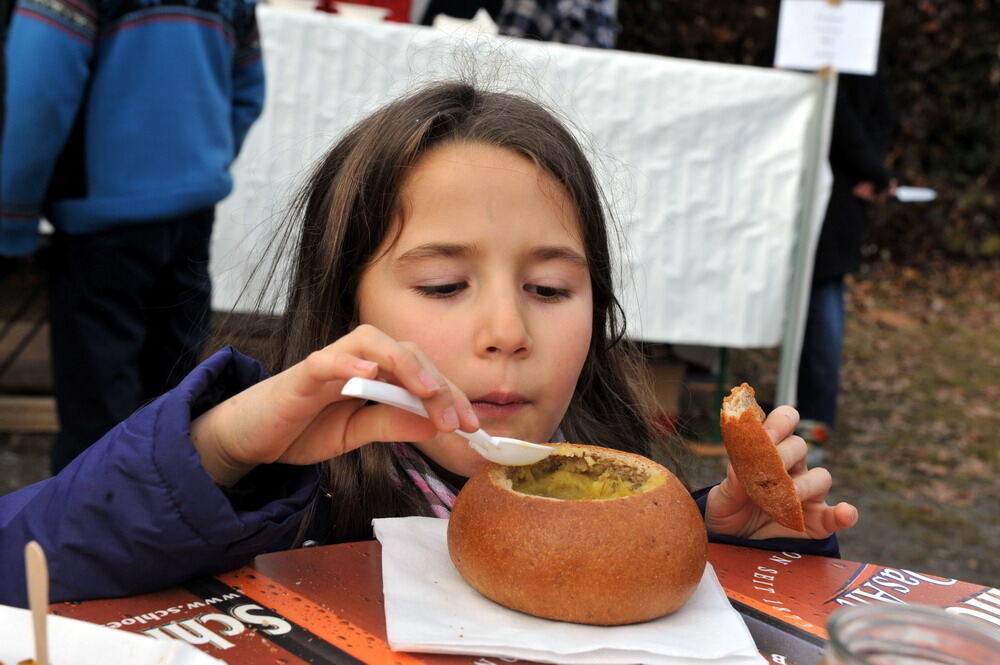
0, 348, 838, 608
0, 0, 265, 255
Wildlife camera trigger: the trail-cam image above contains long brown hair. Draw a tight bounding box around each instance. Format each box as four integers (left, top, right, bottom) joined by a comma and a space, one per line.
241, 81, 686, 542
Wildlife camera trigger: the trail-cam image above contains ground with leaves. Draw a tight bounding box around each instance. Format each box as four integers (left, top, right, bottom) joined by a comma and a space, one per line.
685, 260, 999, 587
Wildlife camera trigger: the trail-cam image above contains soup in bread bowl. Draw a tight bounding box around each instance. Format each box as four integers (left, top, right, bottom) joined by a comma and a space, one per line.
447, 443, 707, 625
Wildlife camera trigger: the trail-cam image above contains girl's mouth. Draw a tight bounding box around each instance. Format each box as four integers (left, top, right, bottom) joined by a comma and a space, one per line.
471, 393, 530, 418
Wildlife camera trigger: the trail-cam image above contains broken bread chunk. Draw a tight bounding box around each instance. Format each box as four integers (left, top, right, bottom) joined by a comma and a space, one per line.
720, 383, 806, 532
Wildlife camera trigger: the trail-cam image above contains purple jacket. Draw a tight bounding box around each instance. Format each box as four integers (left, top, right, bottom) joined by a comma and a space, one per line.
0, 347, 837, 607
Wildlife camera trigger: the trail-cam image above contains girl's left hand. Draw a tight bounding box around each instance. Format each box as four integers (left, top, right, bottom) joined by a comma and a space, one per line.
705, 406, 859, 540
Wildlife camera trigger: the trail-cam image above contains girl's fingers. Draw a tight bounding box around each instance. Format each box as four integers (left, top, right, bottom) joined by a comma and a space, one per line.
834, 501, 860, 530
435, 376, 480, 432
345, 326, 476, 432
302, 349, 380, 391
803, 501, 859, 539
396, 342, 479, 433
710, 465, 858, 540
268, 349, 380, 424
711, 423, 858, 540
292, 325, 474, 433
278, 402, 440, 465
775, 435, 809, 476
196, 325, 478, 483
763, 406, 800, 444
796, 468, 861, 537
346, 325, 443, 399
706, 465, 751, 527
338, 404, 439, 455
793, 466, 833, 504
720, 463, 748, 502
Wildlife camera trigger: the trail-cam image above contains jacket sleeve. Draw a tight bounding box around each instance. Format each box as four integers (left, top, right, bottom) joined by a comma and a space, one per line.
692, 486, 841, 558
0, 347, 319, 608
230, 1, 265, 158
0, 0, 95, 255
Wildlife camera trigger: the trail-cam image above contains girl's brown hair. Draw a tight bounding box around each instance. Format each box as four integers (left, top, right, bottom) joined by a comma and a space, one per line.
247, 81, 685, 542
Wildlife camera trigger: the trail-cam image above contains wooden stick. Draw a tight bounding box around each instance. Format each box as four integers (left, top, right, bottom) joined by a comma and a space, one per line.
25, 541, 49, 665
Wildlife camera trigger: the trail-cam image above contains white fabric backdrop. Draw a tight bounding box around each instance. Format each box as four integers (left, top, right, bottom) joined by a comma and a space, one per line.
213, 7, 825, 348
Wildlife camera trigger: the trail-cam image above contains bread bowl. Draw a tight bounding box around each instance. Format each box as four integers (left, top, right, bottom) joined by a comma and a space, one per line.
720, 383, 806, 532
447, 444, 707, 625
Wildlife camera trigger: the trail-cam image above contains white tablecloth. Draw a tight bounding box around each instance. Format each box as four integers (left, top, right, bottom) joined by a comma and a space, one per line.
213, 7, 826, 348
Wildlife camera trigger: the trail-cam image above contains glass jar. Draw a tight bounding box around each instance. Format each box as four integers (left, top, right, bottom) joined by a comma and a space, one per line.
823, 604, 999, 665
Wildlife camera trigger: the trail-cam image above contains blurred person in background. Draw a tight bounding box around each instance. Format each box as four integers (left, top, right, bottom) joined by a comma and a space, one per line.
419, 0, 618, 48
0, 0, 265, 473
1, 0, 13, 190
495, 0, 617, 47
798, 69, 895, 449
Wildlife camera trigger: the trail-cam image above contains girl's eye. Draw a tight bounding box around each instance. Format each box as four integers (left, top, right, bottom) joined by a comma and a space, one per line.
525, 284, 570, 301
413, 282, 468, 298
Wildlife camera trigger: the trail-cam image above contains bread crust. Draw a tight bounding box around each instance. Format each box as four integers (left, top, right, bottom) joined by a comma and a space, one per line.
720, 384, 806, 533
447, 444, 707, 625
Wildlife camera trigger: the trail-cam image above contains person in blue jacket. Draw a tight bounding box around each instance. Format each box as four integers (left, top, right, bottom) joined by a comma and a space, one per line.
0, 0, 265, 473
0, 82, 858, 608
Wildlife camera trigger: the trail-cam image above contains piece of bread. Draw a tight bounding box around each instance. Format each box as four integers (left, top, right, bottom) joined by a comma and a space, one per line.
447, 444, 707, 625
720, 383, 806, 533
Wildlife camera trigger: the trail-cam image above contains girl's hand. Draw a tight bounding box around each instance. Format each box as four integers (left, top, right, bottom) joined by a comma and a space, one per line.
190, 324, 480, 486
705, 406, 858, 540
852, 181, 877, 203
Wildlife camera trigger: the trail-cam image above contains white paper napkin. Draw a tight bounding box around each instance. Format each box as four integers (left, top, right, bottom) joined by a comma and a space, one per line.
374, 517, 765, 665
0, 604, 226, 665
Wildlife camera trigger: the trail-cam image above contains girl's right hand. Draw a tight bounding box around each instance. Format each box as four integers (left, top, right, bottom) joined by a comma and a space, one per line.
190, 324, 480, 486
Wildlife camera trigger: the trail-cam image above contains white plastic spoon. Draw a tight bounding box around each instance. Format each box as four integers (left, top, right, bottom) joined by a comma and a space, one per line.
341, 377, 553, 465
895, 186, 937, 203
24, 541, 49, 665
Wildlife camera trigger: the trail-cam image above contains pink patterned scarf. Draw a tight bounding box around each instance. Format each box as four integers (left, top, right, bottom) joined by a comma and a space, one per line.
389, 442, 457, 518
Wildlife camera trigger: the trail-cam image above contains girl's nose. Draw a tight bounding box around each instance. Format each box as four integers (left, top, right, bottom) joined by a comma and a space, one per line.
476, 292, 532, 358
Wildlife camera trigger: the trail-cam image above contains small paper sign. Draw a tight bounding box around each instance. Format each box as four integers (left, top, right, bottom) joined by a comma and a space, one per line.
775, 0, 884, 75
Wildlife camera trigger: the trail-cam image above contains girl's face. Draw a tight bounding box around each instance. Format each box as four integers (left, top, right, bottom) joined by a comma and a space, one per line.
357, 142, 594, 476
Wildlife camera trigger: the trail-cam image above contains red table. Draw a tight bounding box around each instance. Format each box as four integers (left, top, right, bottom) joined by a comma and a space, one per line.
54, 542, 994, 665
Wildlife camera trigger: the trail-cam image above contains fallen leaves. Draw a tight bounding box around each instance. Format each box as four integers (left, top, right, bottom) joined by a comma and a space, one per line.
833, 261, 999, 583
863, 309, 923, 330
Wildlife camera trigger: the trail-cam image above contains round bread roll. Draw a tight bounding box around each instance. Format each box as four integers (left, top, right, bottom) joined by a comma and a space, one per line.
447, 444, 707, 625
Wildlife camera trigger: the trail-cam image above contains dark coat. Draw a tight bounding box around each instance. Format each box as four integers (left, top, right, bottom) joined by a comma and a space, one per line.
813, 71, 893, 282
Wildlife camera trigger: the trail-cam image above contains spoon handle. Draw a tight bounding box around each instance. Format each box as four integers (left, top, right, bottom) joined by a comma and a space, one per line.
341, 377, 430, 418
340, 378, 497, 449
25, 541, 49, 665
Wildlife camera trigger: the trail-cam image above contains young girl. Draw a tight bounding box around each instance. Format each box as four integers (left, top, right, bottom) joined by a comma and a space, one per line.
0, 82, 857, 607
